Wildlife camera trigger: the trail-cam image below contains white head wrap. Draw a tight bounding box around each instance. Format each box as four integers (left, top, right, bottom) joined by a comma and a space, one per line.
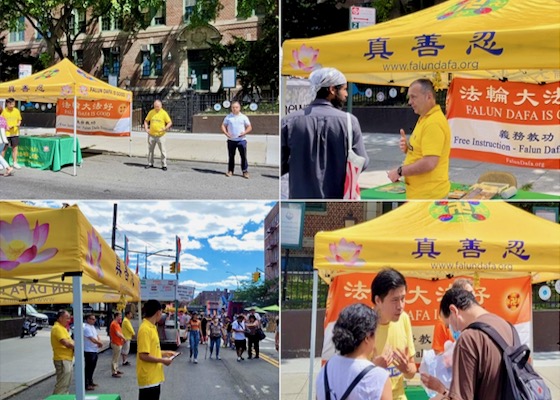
309, 67, 347, 92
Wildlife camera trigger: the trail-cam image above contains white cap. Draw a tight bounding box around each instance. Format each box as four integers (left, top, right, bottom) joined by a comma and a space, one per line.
309, 67, 347, 92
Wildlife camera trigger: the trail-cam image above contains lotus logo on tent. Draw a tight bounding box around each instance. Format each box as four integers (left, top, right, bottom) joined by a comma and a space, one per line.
290, 44, 320, 72
326, 238, 366, 267
34, 68, 59, 80
438, 0, 508, 20
429, 201, 490, 222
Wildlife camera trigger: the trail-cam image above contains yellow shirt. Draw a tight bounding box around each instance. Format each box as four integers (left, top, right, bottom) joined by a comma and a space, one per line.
373, 312, 416, 400
136, 319, 164, 387
51, 321, 74, 361
122, 317, 135, 340
404, 105, 450, 199
1, 108, 22, 136
145, 109, 171, 137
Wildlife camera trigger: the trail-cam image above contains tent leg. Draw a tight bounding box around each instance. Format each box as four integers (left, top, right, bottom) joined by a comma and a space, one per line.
73, 274, 85, 400
73, 96, 77, 177
129, 99, 133, 158
308, 269, 319, 400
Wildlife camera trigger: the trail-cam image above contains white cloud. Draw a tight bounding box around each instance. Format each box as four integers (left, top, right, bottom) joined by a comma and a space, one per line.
208, 229, 264, 252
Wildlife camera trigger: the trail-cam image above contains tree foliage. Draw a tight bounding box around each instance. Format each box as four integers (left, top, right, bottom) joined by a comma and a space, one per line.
206, 0, 278, 98
233, 277, 279, 307
0, 0, 163, 67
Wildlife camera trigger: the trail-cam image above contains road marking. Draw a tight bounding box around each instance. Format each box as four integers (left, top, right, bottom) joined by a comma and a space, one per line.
259, 353, 279, 367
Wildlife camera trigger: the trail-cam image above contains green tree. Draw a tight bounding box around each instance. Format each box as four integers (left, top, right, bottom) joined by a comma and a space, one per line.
0, 0, 163, 67
206, 0, 278, 99
234, 278, 279, 307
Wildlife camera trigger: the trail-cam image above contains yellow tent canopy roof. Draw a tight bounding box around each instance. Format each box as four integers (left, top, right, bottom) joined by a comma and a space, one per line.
282, 0, 560, 86
314, 201, 560, 284
0, 201, 140, 305
0, 58, 132, 103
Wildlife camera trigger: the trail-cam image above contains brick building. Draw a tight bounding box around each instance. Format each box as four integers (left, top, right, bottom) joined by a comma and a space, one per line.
2, 0, 264, 94
264, 202, 279, 281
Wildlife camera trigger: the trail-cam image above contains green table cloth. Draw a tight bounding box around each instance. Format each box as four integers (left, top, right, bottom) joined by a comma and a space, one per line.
4, 135, 82, 172
361, 182, 560, 200
44, 395, 121, 400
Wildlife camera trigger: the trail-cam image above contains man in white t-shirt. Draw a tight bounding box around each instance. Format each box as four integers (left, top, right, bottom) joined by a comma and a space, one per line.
84, 314, 103, 391
232, 314, 247, 362
221, 101, 252, 178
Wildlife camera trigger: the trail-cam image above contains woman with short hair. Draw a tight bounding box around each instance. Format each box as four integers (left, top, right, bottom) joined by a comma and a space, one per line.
316, 303, 392, 400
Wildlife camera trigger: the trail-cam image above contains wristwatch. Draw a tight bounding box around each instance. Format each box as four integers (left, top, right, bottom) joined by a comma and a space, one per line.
397, 166, 403, 177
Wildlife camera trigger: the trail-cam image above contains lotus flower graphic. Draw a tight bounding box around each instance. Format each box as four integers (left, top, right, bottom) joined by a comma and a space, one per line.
0, 214, 58, 271
290, 44, 320, 72
326, 238, 365, 266
86, 229, 103, 278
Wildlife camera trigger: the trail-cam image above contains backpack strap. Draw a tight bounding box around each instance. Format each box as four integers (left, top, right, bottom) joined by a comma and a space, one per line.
324, 362, 375, 400
467, 321, 511, 351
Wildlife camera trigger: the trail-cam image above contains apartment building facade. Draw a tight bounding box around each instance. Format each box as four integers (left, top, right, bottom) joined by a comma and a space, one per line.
3, 0, 264, 94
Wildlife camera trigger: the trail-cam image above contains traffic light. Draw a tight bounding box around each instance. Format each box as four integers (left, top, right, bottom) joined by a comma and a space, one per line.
170, 262, 176, 274
176, 262, 181, 273
252, 271, 261, 282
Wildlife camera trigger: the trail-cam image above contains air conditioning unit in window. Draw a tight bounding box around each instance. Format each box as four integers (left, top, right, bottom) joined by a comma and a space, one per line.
111, 46, 120, 54
140, 44, 149, 52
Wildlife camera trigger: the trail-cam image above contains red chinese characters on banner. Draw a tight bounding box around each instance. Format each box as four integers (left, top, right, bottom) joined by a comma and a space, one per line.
448, 78, 560, 170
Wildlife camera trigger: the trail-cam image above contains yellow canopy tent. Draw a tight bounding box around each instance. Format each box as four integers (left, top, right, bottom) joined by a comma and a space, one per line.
0, 58, 133, 175
0, 201, 139, 400
302, 201, 560, 400
282, 0, 560, 86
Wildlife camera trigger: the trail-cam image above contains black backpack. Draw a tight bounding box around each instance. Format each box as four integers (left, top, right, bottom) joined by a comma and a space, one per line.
468, 321, 552, 400
323, 361, 375, 400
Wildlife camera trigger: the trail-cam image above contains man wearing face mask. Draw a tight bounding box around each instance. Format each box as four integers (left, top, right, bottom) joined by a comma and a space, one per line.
421, 288, 515, 399
432, 278, 475, 354
281, 67, 369, 199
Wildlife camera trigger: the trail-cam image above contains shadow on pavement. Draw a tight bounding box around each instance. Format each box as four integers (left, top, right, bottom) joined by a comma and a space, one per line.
261, 174, 279, 180
123, 162, 151, 168
192, 168, 226, 175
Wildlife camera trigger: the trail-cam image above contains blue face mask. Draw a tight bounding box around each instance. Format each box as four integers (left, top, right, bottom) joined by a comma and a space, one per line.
450, 325, 461, 341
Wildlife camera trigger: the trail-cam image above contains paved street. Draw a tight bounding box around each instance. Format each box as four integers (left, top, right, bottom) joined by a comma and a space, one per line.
1, 327, 278, 400
0, 153, 279, 199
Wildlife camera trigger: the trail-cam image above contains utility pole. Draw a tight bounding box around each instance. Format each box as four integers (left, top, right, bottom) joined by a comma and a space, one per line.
107, 203, 118, 334
144, 246, 148, 279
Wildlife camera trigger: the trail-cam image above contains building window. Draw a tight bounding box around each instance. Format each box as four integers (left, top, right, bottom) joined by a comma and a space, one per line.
147, 6, 166, 26
235, 0, 265, 18
9, 17, 25, 42
141, 44, 163, 78
74, 50, 84, 67
102, 48, 121, 78
184, 0, 196, 23
71, 10, 86, 35
101, 16, 123, 31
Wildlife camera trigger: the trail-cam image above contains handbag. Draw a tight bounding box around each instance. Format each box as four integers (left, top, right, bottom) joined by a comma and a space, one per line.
343, 113, 366, 200
256, 328, 266, 341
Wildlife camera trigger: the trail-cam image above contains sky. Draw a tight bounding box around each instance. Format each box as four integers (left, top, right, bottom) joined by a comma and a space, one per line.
30, 200, 276, 296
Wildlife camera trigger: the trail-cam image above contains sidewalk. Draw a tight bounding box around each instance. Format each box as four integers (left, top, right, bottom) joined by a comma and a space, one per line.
0, 327, 111, 400
280, 353, 560, 400
20, 128, 280, 168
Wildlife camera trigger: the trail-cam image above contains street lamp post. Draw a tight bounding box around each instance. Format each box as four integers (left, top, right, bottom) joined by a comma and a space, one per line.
226, 270, 240, 290
143, 247, 174, 279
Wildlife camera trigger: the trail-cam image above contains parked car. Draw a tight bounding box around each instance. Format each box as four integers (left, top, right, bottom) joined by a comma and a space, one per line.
24, 305, 49, 328
42, 311, 58, 326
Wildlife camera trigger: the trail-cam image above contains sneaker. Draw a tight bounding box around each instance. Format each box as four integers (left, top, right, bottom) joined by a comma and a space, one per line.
116, 371, 124, 375
255, 355, 259, 359
13, 163, 21, 169
248, 356, 252, 359
225, 171, 233, 177
145, 164, 152, 169
122, 361, 130, 366
86, 385, 95, 391
240, 357, 245, 360
217, 356, 221, 360
237, 357, 241, 362
243, 171, 249, 179
3, 167, 14, 177
194, 359, 198, 364
162, 166, 167, 171
111, 374, 121, 378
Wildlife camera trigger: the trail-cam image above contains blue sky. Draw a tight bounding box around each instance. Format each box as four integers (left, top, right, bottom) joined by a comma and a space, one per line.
30, 200, 276, 295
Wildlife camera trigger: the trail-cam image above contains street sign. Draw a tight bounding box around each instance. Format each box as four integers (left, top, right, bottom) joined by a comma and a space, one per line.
350, 6, 376, 30
177, 285, 195, 302
140, 279, 177, 301
18, 64, 32, 79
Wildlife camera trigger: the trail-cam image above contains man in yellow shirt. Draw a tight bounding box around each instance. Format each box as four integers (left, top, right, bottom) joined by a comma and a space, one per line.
388, 79, 451, 199
1, 98, 23, 169
371, 268, 417, 400
121, 309, 135, 366
143, 100, 172, 171
50, 310, 75, 394
137, 299, 177, 400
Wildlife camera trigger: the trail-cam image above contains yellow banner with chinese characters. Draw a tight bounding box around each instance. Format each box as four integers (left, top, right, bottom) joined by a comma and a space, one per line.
0, 58, 132, 103
314, 201, 560, 283
282, 0, 560, 86
321, 274, 532, 364
0, 201, 140, 305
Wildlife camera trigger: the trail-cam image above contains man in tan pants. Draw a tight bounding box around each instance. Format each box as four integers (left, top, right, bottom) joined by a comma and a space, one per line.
50, 310, 75, 394
109, 312, 126, 377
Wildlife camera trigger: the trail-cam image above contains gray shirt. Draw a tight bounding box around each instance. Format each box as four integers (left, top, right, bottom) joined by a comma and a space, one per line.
281, 99, 369, 199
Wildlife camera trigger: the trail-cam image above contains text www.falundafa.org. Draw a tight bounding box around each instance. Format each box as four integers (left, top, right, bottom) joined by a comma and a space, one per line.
431, 261, 513, 272
382, 59, 480, 72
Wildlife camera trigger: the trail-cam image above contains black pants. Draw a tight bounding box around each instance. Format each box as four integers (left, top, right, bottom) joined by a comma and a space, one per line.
84, 352, 98, 386
139, 385, 161, 400
248, 335, 259, 358
227, 140, 248, 173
